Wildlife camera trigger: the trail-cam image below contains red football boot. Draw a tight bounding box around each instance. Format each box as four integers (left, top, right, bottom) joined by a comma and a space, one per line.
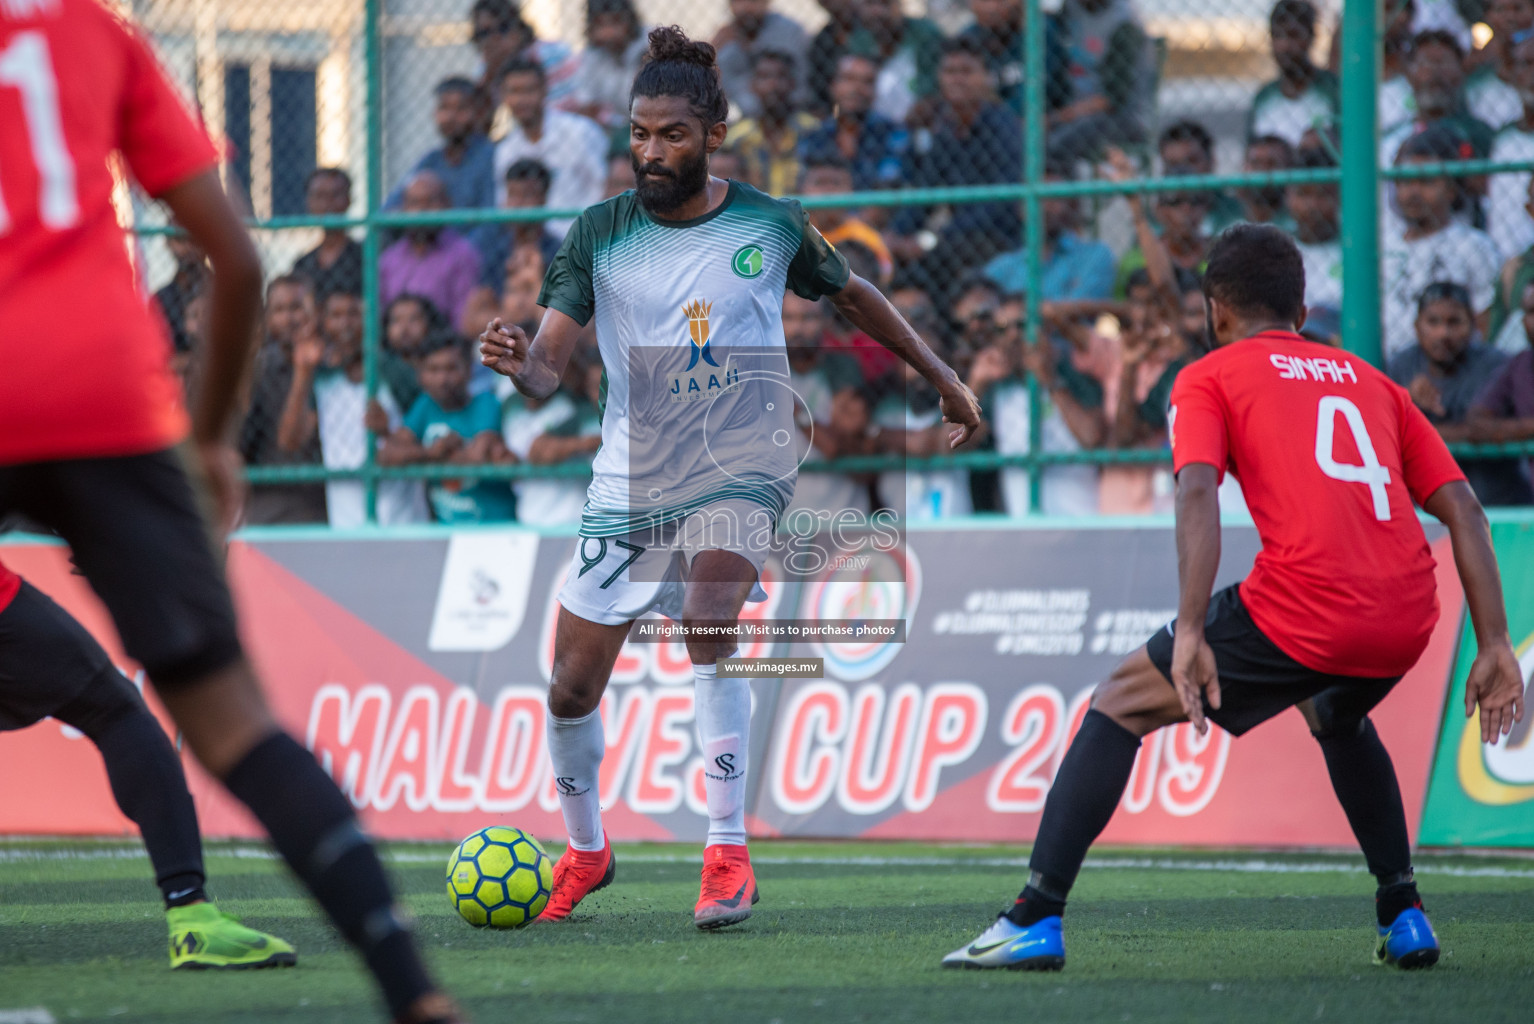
539, 834, 615, 922
693, 844, 759, 930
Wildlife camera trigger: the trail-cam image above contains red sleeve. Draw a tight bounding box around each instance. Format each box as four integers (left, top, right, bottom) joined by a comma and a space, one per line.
1168, 361, 1230, 481
114, 18, 219, 197
1397, 387, 1467, 506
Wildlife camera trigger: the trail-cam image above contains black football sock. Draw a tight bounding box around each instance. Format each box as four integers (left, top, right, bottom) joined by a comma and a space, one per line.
1376, 879, 1424, 928
52, 670, 207, 909
1007, 883, 1067, 927
1314, 717, 1414, 922
1009, 709, 1141, 926
223, 731, 435, 1018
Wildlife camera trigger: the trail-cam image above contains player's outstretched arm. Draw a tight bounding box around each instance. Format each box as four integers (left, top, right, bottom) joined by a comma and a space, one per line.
1423, 480, 1526, 743
158, 170, 265, 530
828, 274, 981, 447
1171, 463, 1223, 735
479, 308, 584, 402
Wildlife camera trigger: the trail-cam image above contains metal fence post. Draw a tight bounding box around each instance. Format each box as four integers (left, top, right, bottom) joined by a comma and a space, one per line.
1340, 0, 1382, 367
361, 0, 384, 522
1023, 0, 1046, 514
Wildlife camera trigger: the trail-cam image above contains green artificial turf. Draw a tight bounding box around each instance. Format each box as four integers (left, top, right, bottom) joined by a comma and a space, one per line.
0, 840, 1531, 1023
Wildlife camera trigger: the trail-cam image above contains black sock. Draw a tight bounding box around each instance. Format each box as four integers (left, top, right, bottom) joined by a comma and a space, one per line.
160, 872, 209, 909
53, 670, 208, 909
1019, 709, 1142, 911
1006, 885, 1067, 927
1376, 880, 1424, 928
1314, 718, 1412, 882
223, 732, 435, 1018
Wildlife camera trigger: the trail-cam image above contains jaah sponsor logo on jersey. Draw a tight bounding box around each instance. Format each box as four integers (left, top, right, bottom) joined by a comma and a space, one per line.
671, 299, 741, 403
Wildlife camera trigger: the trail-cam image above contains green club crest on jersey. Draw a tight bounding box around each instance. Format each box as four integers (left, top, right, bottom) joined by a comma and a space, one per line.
732, 244, 764, 278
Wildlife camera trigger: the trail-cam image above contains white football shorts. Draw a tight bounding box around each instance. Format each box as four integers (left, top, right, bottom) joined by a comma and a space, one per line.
556, 498, 773, 626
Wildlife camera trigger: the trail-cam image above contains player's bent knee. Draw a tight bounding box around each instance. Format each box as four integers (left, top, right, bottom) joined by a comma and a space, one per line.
50, 666, 145, 741
1304, 701, 1368, 741
1089, 651, 1185, 737
547, 666, 606, 719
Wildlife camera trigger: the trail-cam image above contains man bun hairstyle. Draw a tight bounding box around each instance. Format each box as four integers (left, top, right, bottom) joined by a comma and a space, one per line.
631, 25, 730, 126
1202, 223, 1306, 325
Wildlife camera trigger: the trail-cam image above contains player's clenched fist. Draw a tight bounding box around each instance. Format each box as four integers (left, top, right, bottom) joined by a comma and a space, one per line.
938, 380, 983, 448
480, 317, 530, 377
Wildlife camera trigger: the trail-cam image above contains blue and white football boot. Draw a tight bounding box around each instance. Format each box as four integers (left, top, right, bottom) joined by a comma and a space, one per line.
1374, 906, 1440, 969
941, 913, 1065, 970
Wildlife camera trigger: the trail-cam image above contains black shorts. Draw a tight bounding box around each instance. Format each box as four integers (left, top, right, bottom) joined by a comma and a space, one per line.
0, 448, 243, 690
1145, 585, 1401, 737
0, 580, 117, 731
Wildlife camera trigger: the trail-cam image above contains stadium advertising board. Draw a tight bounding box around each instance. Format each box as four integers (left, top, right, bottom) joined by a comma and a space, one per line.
1419, 521, 1534, 848
0, 523, 1460, 847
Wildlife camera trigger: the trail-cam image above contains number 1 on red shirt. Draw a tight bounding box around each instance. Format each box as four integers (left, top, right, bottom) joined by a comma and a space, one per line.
0, 31, 80, 235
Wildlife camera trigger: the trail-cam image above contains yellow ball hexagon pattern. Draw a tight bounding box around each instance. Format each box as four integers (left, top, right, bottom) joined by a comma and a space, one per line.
450, 865, 479, 897
447, 827, 553, 928
456, 897, 487, 927
488, 903, 528, 928
476, 879, 505, 907
476, 843, 514, 880
504, 864, 540, 904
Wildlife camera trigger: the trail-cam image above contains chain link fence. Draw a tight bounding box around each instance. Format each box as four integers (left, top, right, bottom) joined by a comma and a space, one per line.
127, 0, 1534, 526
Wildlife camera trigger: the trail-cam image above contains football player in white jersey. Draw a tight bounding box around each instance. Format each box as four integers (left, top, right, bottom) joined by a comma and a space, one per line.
480, 25, 981, 929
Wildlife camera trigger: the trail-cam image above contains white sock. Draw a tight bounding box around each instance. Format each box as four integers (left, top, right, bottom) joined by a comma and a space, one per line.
545, 707, 605, 852
694, 662, 749, 847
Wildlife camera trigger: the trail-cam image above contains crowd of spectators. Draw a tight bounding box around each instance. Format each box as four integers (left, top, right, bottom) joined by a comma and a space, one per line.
159, 0, 1534, 527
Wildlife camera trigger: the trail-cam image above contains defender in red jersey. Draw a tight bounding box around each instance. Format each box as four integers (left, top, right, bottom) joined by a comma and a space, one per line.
0, 2, 454, 1019
946, 224, 1526, 973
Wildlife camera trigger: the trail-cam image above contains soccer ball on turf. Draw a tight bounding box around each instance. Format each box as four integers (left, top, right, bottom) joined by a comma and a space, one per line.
445, 826, 554, 928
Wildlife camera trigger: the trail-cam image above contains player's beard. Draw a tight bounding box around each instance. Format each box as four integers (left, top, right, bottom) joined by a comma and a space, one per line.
634, 148, 709, 215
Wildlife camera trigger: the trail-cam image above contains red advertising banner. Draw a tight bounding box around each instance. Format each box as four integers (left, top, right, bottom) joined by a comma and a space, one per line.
0, 524, 1461, 848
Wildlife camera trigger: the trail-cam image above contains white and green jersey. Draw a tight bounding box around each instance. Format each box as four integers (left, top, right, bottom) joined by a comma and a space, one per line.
538, 181, 850, 537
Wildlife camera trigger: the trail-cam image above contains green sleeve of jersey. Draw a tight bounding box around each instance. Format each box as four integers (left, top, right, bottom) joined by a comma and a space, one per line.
786, 204, 852, 299
537, 215, 597, 326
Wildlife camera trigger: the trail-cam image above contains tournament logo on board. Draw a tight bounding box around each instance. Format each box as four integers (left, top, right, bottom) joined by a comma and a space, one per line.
805, 545, 921, 682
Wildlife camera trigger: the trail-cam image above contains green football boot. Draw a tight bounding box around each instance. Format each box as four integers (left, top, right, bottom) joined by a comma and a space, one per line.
167, 902, 297, 970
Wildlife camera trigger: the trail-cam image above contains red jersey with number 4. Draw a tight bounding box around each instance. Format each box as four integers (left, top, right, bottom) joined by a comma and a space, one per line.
0, 0, 218, 465
0, 557, 18, 614
1169, 331, 1467, 678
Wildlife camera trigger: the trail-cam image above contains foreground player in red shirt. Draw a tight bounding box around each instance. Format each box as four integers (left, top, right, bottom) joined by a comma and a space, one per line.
0, 557, 296, 967
0, 2, 454, 1019
943, 224, 1527, 972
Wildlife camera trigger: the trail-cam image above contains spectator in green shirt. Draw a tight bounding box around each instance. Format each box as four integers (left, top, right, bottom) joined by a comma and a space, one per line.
847, 0, 945, 125
1246, 0, 1340, 148
381, 332, 516, 523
